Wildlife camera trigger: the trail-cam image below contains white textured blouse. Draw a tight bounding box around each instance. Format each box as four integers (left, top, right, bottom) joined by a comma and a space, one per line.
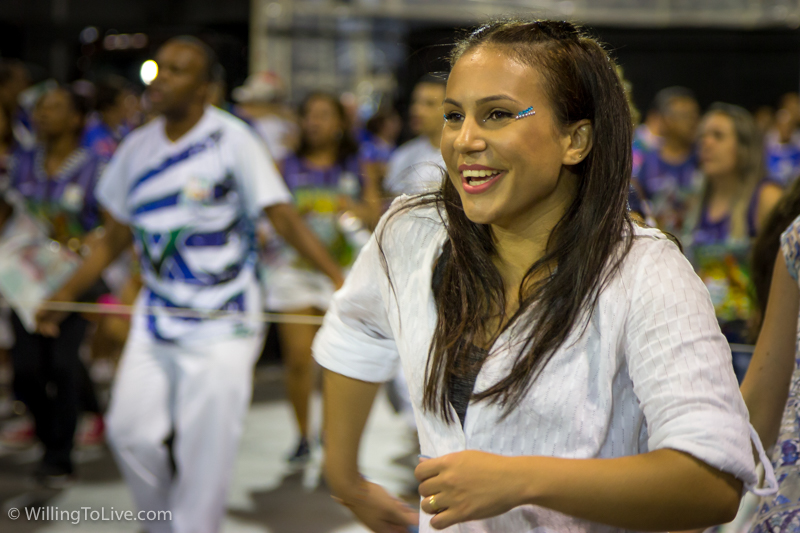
312, 199, 772, 533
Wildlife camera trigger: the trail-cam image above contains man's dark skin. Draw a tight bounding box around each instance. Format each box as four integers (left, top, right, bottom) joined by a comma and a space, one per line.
36, 40, 344, 336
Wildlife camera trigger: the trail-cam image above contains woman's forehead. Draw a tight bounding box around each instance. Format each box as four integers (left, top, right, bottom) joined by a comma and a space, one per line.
448, 47, 540, 101
703, 112, 733, 130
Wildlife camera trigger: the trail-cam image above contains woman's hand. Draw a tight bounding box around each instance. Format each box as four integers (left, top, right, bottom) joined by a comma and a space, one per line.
415, 451, 528, 530
333, 479, 419, 533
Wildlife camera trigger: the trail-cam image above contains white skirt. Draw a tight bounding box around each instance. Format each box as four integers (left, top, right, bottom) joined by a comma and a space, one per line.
264, 265, 336, 313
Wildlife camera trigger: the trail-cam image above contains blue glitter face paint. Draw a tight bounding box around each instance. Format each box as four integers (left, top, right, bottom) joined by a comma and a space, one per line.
515, 106, 536, 120
443, 106, 536, 124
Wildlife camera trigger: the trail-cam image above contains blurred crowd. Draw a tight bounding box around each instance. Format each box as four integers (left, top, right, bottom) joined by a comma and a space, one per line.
0, 46, 797, 497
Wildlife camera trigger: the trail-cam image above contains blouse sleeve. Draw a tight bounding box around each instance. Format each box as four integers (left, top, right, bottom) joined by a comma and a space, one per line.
780, 215, 800, 283
623, 235, 759, 490
311, 219, 400, 383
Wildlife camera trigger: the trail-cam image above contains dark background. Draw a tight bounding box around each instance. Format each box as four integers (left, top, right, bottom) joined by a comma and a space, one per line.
2, 0, 800, 114
401, 24, 800, 114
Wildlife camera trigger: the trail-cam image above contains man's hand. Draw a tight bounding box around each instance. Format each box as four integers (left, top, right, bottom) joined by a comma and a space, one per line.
35, 214, 132, 337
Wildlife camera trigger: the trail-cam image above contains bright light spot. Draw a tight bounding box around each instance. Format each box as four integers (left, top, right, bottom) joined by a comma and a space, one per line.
80, 26, 98, 44
140, 60, 158, 85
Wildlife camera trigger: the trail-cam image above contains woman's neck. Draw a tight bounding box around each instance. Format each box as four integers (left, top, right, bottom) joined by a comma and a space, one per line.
44, 133, 79, 176
303, 143, 339, 168
493, 228, 549, 298
705, 173, 741, 221
491, 184, 575, 312
660, 137, 692, 165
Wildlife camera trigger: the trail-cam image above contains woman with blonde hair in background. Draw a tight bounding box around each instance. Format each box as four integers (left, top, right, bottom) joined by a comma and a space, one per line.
683, 104, 782, 384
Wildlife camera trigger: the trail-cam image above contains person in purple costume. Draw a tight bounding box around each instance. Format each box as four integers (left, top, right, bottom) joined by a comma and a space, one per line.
685, 104, 782, 369
268, 92, 381, 464
633, 87, 701, 235
5, 85, 105, 486
82, 77, 135, 162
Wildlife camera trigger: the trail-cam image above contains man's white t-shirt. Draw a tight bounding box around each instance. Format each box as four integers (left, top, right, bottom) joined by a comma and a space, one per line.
383, 136, 445, 196
96, 106, 292, 344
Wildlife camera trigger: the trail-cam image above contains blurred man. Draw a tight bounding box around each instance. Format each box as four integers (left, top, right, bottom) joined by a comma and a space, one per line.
36, 36, 343, 533
383, 74, 446, 195
633, 86, 701, 234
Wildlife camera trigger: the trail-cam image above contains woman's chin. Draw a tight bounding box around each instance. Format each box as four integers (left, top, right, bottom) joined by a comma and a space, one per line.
461, 205, 499, 226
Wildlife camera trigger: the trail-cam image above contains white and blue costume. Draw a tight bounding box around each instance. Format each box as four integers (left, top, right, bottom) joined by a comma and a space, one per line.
96, 106, 291, 533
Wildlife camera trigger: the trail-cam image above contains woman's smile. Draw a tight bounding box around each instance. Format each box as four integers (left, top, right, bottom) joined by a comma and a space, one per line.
459, 164, 507, 194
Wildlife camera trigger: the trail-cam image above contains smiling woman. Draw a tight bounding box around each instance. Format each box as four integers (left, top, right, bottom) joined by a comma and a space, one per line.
313, 18, 775, 533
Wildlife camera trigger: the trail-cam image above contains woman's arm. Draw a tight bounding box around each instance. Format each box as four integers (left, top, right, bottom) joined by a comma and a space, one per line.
323, 370, 418, 533
344, 166, 384, 230
264, 203, 345, 288
741, 251, 799, 450
416, 448, 740, 531
323, 370, 380, 494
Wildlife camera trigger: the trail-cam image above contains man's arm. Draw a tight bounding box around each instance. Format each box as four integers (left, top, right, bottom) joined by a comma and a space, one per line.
35, 214, 133, 337
264, 203, 345, 288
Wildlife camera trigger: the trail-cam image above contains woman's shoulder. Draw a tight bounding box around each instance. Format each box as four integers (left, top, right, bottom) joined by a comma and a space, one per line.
377, 194, 447, 254
619, 223, 689, 284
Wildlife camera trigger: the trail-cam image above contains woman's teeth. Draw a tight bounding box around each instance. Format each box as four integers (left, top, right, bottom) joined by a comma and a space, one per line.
463, 169, 502, 184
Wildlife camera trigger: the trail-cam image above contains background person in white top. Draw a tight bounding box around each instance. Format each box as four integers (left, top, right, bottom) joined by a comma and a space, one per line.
36, 37, 344, 533
313, 19, 773, 533
383, 74, 446, 196
232, 71, 299, 164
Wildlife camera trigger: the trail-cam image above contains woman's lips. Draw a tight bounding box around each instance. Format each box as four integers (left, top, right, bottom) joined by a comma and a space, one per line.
460, 170, 506, 194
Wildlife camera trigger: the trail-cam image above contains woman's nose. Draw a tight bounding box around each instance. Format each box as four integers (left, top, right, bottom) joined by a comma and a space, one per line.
453, 117, 487, 154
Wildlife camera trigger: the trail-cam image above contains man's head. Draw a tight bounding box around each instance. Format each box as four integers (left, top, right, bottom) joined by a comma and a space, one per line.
654, 86, 699, 146
409, 74, 447, 140
148, 36, 217, 117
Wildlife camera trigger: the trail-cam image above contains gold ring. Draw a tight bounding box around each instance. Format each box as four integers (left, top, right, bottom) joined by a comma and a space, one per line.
428, 494, 440, 513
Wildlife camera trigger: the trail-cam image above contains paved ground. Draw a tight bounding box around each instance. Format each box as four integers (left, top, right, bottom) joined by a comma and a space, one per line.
0, 366, 420, 533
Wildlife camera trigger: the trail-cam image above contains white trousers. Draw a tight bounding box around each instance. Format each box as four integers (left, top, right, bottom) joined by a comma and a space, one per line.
105, 334, 263, 533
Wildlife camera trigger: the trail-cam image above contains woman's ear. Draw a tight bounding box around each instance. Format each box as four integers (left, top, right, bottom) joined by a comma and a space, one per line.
562, 119, 593, 165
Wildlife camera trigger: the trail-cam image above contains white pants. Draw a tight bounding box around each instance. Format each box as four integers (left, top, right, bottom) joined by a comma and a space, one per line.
105, 334, 263, 533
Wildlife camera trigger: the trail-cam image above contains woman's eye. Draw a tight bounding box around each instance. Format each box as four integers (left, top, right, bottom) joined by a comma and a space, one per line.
486, 110, 514, 121
443, 112, 464, 123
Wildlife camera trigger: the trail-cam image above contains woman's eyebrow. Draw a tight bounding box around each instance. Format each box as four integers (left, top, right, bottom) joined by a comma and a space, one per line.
443, 95, 521, 107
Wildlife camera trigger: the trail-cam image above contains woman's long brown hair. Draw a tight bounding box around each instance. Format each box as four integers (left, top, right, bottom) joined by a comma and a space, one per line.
380, 19, 635, 422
